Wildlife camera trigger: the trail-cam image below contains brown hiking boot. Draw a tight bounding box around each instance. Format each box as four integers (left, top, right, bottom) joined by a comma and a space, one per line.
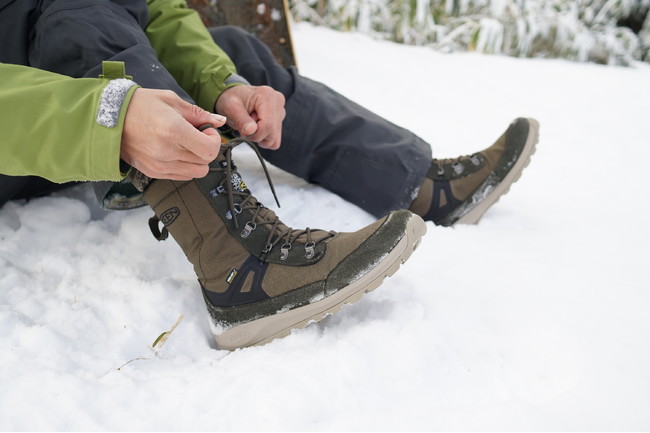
410, 117, 539, 226
143, 137, 426, 350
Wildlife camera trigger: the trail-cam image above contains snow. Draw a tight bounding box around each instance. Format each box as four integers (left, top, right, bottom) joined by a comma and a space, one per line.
2, 23, 650, 430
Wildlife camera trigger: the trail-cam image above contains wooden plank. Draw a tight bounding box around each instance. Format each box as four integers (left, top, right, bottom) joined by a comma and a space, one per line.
186, 0, 297, 68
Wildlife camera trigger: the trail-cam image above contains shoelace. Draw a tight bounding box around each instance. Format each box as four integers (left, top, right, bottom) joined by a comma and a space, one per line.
209, 132, 335, 261
216, 136, 281, 229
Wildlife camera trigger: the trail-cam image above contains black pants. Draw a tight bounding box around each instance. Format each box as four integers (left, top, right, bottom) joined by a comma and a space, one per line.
0, 175, 78, 206
2, 1, 431, 217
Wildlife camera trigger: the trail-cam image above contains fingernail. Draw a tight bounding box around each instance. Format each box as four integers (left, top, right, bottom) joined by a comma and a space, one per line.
212, 113, 227, 123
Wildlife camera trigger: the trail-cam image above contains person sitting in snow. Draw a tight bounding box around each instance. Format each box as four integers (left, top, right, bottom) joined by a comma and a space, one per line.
0, 0, 538, 349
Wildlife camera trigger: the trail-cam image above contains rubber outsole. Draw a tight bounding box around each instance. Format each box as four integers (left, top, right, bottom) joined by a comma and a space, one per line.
214, 213, 427, 350
455, 118, 539, 225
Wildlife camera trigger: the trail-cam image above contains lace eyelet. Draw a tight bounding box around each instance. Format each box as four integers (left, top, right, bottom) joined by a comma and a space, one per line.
240, 221, 256, 238
280, 243, 292, 260
209, 185, 225, 197
225, 203, 242, 220
304, 242, 316, 259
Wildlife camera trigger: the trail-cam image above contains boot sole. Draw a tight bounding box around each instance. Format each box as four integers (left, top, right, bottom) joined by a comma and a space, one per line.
454, 118, 539, 225
214, 213, 427, 350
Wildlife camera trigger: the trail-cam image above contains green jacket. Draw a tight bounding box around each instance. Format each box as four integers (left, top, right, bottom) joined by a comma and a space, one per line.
0, 0, 239, 183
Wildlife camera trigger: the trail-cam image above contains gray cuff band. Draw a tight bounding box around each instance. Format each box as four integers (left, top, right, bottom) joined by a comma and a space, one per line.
224, 73, 250, 86
96, 78, 137, 128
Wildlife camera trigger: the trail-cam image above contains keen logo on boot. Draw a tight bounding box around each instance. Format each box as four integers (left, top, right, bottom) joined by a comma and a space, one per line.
160, 207, 180, 226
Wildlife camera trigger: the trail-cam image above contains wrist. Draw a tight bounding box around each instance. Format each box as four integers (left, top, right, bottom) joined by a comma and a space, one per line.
215, 74, 250, 113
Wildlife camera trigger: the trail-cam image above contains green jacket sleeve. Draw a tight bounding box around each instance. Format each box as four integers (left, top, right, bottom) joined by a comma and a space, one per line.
145, 0, 242, 112
0, 63, 138, 183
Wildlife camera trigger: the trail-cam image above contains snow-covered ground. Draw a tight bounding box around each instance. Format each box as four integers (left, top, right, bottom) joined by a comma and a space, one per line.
1, 23, 649, 431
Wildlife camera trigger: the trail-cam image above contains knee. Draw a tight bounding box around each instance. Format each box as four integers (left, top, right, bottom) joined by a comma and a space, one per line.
208, 25, 255, 45
208, 25, 264, 59
38, 0, 148, 26
208, 24, 280, 82
30, 0, 149, 75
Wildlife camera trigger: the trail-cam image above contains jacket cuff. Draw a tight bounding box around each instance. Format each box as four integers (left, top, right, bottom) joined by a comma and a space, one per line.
96, 78, 138, 128
224, 73, 250, 87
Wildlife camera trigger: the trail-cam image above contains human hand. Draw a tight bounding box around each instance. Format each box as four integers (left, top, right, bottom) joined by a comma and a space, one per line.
215, 85, 286, 150
121, 88, 226, 181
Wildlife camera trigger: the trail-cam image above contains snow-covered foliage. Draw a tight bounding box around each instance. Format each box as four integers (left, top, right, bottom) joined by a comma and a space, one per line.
289, 0, 650, 65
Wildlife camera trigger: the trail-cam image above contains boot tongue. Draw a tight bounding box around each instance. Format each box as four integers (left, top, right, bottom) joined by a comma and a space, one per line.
215, 148, 332, 246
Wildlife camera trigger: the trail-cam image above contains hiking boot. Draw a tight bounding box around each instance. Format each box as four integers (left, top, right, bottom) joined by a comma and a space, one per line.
143, 136, 427, 350
410, 117, 539, 226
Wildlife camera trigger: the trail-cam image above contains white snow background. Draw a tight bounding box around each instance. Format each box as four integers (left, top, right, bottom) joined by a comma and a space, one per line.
1, 23, 649, 431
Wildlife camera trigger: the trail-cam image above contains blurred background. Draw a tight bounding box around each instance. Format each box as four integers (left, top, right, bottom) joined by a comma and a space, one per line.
289, 0, 650, 65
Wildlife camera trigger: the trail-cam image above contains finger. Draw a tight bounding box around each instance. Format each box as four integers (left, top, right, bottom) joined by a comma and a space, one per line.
160, 165, 210, 181
258, 137, 281, 150
247, 95, 285, 147
260, 136, 281, 150
174, 119, 222, 163
162, 146, 215, 166
251, 118, 283, 150
226, 100, 258, 137
165, 160, 210, 180
247, 119, 270, 143
140, 159, 210, 181
201, 126, 222, 140
171, 96, 227, 129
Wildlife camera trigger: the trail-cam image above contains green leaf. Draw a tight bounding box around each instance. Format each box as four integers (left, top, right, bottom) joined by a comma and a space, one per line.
152, 332, 168, 348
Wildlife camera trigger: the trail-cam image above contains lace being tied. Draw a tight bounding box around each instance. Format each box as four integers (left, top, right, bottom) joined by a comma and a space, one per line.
209, 133, 336, 262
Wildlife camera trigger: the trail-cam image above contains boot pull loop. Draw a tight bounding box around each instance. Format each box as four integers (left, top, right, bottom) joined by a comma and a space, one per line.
148, 216, 169, 241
